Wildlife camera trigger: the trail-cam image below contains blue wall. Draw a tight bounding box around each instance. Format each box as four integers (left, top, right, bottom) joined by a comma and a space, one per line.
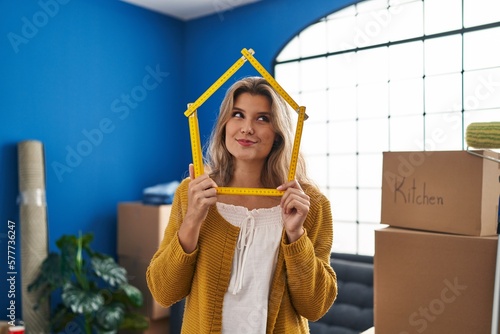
0, 0, 187, 320
0, 0, 353, 323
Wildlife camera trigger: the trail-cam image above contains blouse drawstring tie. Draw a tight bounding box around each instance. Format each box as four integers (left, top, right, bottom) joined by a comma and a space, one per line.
232, 213, 256, 295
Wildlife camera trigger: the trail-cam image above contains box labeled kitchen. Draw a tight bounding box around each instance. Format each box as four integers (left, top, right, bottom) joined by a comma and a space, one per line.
381, 150, 500, 236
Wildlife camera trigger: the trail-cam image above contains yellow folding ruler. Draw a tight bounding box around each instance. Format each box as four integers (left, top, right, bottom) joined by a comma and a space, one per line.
185, 48, 307, 196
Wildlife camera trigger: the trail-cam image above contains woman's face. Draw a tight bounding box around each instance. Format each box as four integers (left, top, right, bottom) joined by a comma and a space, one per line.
225, 92, 276, 165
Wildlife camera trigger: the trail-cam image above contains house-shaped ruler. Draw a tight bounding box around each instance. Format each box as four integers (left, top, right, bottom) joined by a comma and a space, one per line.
184, 48, 308, 196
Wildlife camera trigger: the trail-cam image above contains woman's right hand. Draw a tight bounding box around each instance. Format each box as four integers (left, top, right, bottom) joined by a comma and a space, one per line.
186, 163, 218, 222
178, 164, 218, 253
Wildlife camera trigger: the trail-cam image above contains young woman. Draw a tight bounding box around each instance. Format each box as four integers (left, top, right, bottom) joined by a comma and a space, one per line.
147, 76, 337, 333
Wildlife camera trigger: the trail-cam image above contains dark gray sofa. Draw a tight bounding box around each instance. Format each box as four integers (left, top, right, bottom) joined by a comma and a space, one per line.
169, 252, 374, 334
308, 252, 373, 334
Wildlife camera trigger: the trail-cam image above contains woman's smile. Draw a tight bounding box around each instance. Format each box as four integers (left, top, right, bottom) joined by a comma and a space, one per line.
236, 138, 257, 146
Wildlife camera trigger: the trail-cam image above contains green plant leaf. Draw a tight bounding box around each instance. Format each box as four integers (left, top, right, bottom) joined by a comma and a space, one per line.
28, 253, 67, 304
57, 233, 94, 269
95, 330, 117, 334
81, 232, 94, 243
120, 312, 149, 330
30, 232, 146, 333
56, 233, 94, 249
50, 304, 80, 332
95, 303, 125, 331
119, 283, 143, 308
62, 283, 104, 314
92, 257, 127, 287
28, 253, 61, 290
56, 234, 79, 250
57, 235, 79, 273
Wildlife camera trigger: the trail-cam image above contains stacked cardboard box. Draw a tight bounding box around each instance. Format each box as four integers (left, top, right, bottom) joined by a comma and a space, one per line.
0, 322, 9, 334
376, 150, 500, 333
117, 202, 172, 333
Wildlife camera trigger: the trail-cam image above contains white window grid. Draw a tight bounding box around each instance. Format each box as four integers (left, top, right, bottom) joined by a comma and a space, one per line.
274, 0, 500, 255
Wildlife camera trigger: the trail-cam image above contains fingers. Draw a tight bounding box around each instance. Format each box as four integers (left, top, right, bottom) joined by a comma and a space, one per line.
278, 181, 309, 242
186, 173, 218, 223
190, 174, 217, 198
278, 180, 310, 214
188, 163, 216, 191
188, 173, 218, 205
282, 192, 310, 215
189, 163, 194, 180
277, 179, 302, 192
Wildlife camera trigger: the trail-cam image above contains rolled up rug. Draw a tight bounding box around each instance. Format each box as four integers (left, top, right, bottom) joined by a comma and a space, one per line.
18, 140, 49, 333
466, 122, 500, 149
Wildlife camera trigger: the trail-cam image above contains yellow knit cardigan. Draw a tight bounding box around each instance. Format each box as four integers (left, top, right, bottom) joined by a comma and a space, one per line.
146, 178, 337, 333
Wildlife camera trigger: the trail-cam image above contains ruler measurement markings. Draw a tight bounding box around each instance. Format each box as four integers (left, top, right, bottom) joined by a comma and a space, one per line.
185, 48, 307, 196
188, 109, 204, 178
217, 187, 285, 196
184, 52, 252, 117
288, 106, 306, 181
241, 49, 309, 120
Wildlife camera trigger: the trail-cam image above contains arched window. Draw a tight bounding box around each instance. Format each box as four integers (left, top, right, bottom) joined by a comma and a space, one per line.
275, 0, 500, 255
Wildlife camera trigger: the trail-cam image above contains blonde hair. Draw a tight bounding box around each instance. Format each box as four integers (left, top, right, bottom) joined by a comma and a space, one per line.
206, 76, 312, 188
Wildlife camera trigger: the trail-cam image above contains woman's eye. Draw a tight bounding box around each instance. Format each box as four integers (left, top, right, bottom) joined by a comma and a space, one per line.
258, 115, 270, 122
232, 111, 244, 118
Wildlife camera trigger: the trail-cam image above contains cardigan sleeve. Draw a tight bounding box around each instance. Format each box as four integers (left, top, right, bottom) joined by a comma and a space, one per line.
281, 187, 338, 321
146, 178, 198, 308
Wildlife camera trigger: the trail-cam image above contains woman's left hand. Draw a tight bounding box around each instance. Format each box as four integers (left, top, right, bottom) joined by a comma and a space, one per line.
277, 180, 310, 243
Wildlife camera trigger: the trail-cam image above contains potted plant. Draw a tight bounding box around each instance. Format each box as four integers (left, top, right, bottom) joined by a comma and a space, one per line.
29, 232, 149, 333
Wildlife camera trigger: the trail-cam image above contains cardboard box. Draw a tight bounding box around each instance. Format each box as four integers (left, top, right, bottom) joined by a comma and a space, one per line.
381, 150, 500, 236
119, 316, 169, 334
0, 322, 9, 334
117, 202, 171, 260
119, 255, 170, 320
374, 227, 499, 334
145, 317, 169, 334
117, 202, 172, 320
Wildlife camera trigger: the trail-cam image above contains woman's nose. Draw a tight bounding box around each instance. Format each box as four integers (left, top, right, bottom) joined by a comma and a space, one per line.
241, 121, 254, 134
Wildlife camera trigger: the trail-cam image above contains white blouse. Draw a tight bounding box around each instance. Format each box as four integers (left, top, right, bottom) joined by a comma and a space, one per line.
216, 202, 283, 334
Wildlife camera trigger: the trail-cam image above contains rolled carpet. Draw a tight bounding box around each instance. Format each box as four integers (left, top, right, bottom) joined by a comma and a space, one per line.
466, 122, 500, 149
18, 140, 49, 333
